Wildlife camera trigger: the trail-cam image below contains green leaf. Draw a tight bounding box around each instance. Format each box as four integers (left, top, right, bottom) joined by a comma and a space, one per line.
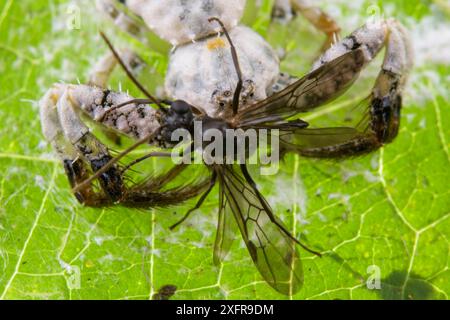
0, 0, 448, 300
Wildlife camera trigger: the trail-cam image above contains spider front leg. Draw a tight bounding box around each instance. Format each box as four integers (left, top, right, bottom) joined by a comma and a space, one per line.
40, 84, 126, 204
92, 0, 167, 99
40, 86, 118, 205
283, 19, 413, 158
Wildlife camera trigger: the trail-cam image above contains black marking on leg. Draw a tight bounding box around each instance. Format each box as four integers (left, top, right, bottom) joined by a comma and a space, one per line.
371, 91, 402, 143
369, 70, 403, 143
371, 97, 389, 141
91, 156, 123, 201
137, 107, 146, 119
64, 159, 78, 187
348, 35, 361, 50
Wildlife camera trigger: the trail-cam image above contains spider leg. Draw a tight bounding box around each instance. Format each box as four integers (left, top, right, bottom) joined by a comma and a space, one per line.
170, 171, 218, 230
55, 86, 125, 201
40, 87, 113, 205
40, 84, 207, 207
282, 20, 413, 158
272, 0, 341, 51
95, 0, 148, 41
40, 85, 150, 201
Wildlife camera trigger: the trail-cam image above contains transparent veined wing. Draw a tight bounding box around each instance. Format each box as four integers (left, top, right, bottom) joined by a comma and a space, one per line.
213, 182, 238, 266
215, 165, 304, 294
235, 49, 366, 127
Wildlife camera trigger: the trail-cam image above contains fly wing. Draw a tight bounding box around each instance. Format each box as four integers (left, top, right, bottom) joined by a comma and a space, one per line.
213, 182, 238, 266
277, 98, 381, 158
217, 165, 304, 295
234, 49, 366, 127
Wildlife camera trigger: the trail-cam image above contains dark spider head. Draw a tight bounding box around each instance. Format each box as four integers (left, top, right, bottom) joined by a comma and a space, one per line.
160, 100, 195, 143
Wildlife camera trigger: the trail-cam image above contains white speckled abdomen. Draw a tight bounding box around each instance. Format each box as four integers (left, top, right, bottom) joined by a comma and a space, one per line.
127, 0, 247, 45
165, 26, 280, 116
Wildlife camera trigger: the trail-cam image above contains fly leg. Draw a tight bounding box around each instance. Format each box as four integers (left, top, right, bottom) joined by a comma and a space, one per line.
169, 171, 218, 230
88, 51, 143, 147
94, 0, 167, 66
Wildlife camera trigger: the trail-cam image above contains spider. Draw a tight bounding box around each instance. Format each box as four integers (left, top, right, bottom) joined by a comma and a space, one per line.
40, 2, 412, 294
94, 0, 341, 116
